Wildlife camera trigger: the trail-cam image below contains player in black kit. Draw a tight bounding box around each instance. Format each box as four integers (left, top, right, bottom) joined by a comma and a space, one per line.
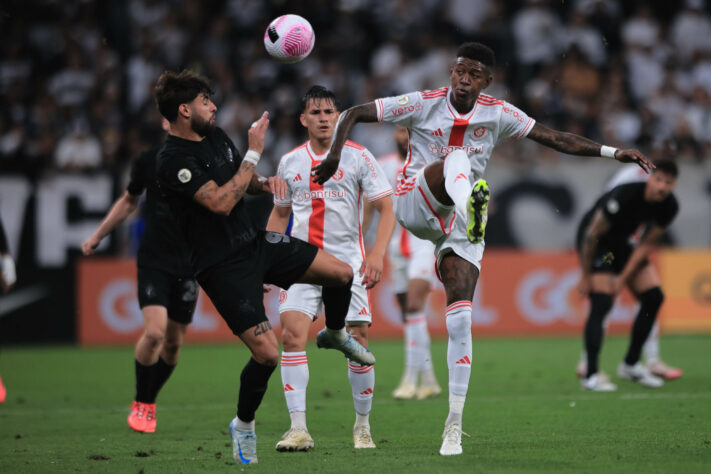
82, 118, 197, 433
576, 160, 679, 392
153, 70, 374, 465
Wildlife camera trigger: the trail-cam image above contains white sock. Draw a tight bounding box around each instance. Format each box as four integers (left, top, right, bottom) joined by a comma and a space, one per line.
643, 321, 661, 362
234, 417, 255, 431
443, 150, 472, 218
280, 352, 309, 428
403, 312, 427, 384
348, 359, 374, 418
445, 301, 472, 424
355, 412, 370, 428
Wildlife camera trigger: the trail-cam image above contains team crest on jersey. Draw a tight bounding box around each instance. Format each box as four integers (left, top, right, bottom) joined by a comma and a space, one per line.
473, 127, 486, 138
332, 168, 344, 181
279, 290, 287, 304
177, 168, 192, 183
396, 95, 409, 105
225, 144, 234, 162
606, 198, 619, 214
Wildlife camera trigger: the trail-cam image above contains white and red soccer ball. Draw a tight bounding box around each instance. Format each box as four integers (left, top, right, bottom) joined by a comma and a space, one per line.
263, 14, 315, 64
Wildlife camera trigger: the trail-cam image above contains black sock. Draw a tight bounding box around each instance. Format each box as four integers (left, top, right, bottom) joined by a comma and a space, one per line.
624, 287, 664, 366
134, 360, 157, 403
322, 277, 353, 330
584, 293, 613, 378
148, 357, 176, 403
236, 358, 276, 423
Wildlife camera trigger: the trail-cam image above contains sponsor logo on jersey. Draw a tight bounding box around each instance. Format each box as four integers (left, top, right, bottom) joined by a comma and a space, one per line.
428, 143, 484, 156
177, 168, 192, 183
473, 126, 486, 138
332, 168, 344, 181
363, 153, 378, 179
431, 128, 443, 137
502, 106, 525, 123
396, 95, 409, 105
292, 189, 347, 202
390, 101, 423, 116
293, 173, 302, 182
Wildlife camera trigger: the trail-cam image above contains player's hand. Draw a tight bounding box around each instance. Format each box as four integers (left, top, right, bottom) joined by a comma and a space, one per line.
311, 150, 339, 185
1, 254, 16, 293
359, 253, 384, 290
263, 176, 287, 199
81, 236, 101, 256
577, 274, 591, 295
614, 149, 655, 174
247, 111, 270, 155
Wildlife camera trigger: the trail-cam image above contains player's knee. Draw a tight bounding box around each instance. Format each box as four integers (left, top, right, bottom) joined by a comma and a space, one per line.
335, 263, 353, 286
281, 327, 307, 352
143, 327, 166, 349
253, 347, 279, 367
639, 287, 664, 312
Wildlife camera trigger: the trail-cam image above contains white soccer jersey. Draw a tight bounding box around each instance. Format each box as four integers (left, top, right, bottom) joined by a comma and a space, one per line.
375, 88, 535, 187
275, 140, 393, 271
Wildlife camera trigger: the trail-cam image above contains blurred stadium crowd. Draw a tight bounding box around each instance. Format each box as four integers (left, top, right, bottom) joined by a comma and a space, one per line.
1, 0, 710, 182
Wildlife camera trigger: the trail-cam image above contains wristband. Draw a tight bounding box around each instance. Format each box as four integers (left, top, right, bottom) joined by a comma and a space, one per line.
1, 254, 16, 286
243, 150, 261, 166
600, 145, 618, 159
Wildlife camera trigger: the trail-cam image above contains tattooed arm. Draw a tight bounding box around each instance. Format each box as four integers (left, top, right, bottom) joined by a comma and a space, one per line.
192, 112, 269, 215
527, 122, 653, 172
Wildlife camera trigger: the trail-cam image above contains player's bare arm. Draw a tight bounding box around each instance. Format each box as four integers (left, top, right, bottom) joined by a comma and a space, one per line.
266, 205, 292, 234
527, 123, 654, 173
312, 102, 378, 184
361, 196, 395, 289
82, 191, 141, 255
578, 210, 610, 295
247, 174, 287, 199
613, 225, 666, 294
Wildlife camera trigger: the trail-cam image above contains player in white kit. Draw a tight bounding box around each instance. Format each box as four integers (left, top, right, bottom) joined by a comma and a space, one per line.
312, 42, 654, 456
378, 126, 441, 400
575, 164, 683, 380
266, 86, 395, 451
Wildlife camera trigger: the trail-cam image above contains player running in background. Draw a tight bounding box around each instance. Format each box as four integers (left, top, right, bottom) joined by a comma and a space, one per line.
312, 42, 654, 456
0, 211, 17, 403
266, 86, 395, 451
377, 126, 441, 400
576, 160, 679, 391
82, 118, 196, 433
575, 163, 683, 381
154, 71, 373, 465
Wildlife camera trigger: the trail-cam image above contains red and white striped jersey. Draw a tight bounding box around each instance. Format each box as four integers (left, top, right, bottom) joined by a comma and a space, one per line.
374, 88, 535, 189
275, 140, 393, 270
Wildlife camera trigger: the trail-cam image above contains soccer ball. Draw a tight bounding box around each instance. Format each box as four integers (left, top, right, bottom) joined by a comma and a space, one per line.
263, 14, 315, 64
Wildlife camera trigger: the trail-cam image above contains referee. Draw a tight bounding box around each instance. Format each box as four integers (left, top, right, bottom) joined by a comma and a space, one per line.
154, 70, 373, 465
82, 118, 197, 434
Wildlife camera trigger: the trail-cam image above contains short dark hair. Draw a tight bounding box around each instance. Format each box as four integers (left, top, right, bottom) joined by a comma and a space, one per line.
456, 42, 496, 69
154, 70, 214, 121
301, 85, 339, 112
653, 159, 678, 178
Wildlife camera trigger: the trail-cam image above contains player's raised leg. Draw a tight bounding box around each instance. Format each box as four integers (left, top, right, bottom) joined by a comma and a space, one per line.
276, 310, 315, 452
438, 253, 476, 456
299, 250, 375, 365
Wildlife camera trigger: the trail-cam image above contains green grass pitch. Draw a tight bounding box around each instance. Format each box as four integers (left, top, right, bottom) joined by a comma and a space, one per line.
1, 335, 710, 473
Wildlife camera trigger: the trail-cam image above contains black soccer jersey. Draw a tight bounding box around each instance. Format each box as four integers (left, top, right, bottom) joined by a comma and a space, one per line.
580, 182, 679, 247
126, 147, 192, 276
157, 127, 258, 275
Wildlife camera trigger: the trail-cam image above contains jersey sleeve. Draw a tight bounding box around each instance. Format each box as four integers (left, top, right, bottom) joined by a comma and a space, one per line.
359, 149, 394, 202
653, 195, 679, 228
375, 91, 423, 128
126, 152, 148, 196
158, 152, 211, 199
273, 155, 292, 207
498, 101, 536, 140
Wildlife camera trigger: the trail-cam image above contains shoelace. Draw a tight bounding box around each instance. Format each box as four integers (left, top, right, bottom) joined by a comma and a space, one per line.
443, 425, 470, 441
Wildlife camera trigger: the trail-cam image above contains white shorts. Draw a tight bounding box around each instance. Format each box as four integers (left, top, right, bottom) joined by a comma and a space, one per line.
394, 168, 484, 272
279, 272, 371, 324
388, 226, 436, 294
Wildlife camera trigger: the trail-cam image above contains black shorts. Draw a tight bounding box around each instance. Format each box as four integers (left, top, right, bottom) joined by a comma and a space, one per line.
137, 266, 198, 324
196, 231, 318, 335
575, 221, 648, 274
